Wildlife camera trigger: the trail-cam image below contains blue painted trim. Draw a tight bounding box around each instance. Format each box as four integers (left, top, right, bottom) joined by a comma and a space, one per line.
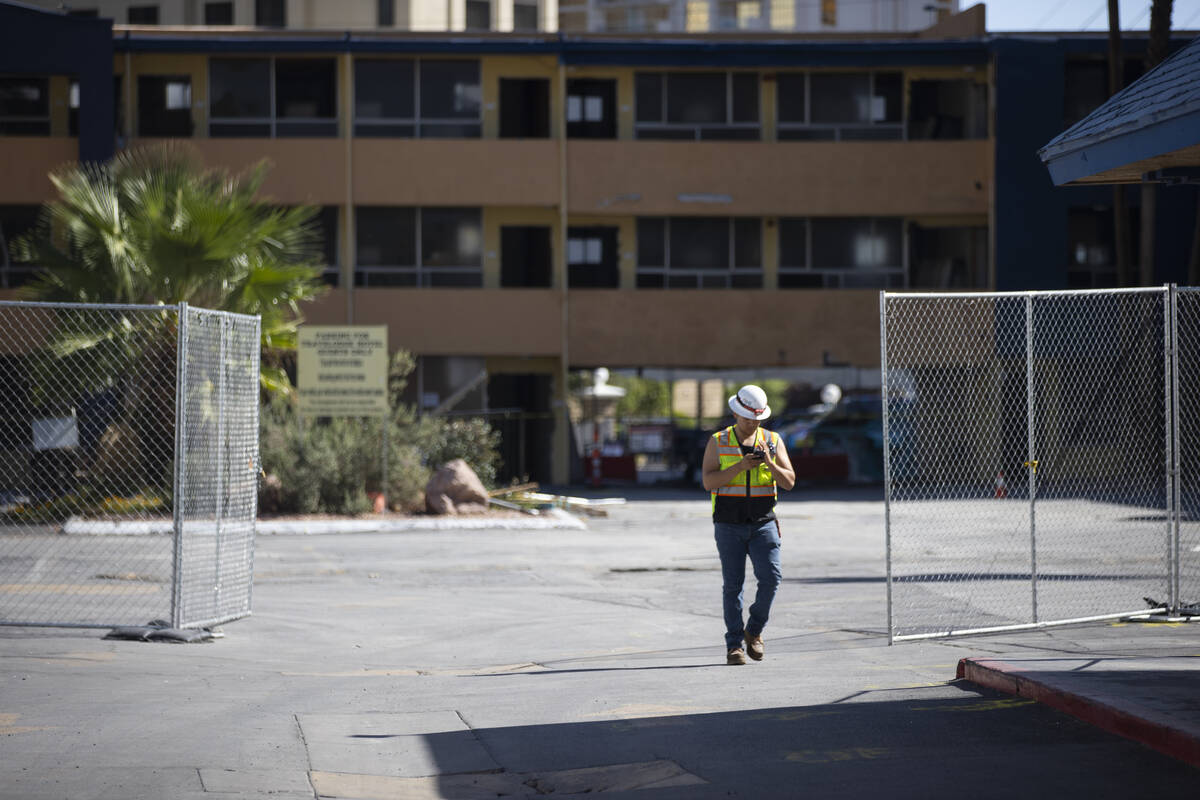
113, 32, 989, 66
1044, 108, 1200, 185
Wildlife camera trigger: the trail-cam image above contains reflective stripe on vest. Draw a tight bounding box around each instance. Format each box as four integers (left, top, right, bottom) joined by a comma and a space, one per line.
711, 426, 777, 510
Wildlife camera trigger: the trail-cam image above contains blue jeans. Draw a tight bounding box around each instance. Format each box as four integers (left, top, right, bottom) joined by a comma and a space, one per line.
714, 520, 782, 651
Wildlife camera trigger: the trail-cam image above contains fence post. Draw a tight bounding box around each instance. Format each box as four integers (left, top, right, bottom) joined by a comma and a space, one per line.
1169, 284, 1182, 613
1025, 294, 1038, 624
171, 302, 189, 628
214, 314, 226, 616
879, 291, 894, 644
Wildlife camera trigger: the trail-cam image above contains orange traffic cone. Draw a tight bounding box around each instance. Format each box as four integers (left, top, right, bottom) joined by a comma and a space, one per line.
995, 471, 1007, 498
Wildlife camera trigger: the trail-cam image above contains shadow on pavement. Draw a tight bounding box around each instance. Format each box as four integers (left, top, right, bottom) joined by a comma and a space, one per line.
409, 687, 1197, 798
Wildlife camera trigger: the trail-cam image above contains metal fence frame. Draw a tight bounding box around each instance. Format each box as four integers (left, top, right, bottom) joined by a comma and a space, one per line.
0, 300, 260, 630
882, 285, 1197, 643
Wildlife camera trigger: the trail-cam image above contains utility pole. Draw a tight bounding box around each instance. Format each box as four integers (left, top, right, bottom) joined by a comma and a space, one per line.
1107, 0, 1131, 285
1141, 0, 1175, 285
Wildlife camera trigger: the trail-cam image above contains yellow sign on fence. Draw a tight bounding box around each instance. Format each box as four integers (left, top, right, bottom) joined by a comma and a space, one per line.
298, 326, 389, 417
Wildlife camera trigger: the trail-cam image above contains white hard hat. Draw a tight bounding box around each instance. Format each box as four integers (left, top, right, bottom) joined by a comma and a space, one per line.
729, 384, 770, 421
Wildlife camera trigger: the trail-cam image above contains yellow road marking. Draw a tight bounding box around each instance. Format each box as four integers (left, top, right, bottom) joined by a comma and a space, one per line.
583, 703, 708, 720
0, 713, 53, 735
786, 748, 890, 763
909, 698, 1035, 713
749, 709, 843, 722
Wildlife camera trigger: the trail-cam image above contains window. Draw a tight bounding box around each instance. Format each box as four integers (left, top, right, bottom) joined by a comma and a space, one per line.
779, 217, 904, 288
314, 206, 340, 287
1066, 207, 1135, 289
636, 217, 762, 288
716, 0, 764, 30
256, 0, 286, 27
500, 226, 552, 287
567, 226, 619, 288
420, 60, 481, 137
0, 205, 39, 288
909, 225, 988, 288
0, 77, 50, 136
138, 76, 192, 137
513, 1, 539, 31
777, 71, 902, 141
355, 207, 482, 287
635, 72, 759, 140
566, 78, 616, 139
378, 0, 394, 26
1063, 58, 1144, 128
204, 2, 234, 24
127, 5, 159, 23
354, 59, 480, 138
210, 58, 337, 137
275, 59, 337, 136
499, 79, 550, 138
466, 0, 491, 30
908, 80, 987, 140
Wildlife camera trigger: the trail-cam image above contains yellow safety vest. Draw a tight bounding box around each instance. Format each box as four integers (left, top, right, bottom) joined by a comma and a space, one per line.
711, 426, 778, 512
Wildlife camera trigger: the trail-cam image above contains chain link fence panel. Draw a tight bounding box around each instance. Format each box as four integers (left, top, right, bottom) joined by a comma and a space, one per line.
1175, 289, 1200, 611
0, 301, 259, 629
883, 288, 1177, 641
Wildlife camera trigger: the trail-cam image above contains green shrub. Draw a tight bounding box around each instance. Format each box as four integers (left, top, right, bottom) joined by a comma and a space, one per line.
258, 350, 502, 515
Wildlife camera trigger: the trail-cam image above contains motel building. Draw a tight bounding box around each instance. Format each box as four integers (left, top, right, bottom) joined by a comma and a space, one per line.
1, 1, 1197, 485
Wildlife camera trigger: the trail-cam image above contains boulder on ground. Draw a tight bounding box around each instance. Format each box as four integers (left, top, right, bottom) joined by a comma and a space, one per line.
425, 459, 489, 515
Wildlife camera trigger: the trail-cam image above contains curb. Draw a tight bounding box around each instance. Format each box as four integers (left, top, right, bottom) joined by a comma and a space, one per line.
257, 509, 586, 534
957, 657, 1200, 769
60, 509, 587, 535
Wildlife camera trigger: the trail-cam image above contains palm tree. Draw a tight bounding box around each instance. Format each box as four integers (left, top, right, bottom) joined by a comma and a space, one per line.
14, 143, 327, 392
10, 144, 327, 501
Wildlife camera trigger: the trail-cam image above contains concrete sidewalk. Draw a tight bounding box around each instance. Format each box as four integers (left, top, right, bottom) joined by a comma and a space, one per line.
957, 644, 1200, 768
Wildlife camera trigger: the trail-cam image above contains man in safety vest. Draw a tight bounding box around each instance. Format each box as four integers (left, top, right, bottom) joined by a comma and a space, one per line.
701, 384, 795, 665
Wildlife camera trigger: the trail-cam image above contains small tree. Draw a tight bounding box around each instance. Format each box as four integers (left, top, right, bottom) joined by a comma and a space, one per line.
14, 143, 327, 393
12, 144, 327, 498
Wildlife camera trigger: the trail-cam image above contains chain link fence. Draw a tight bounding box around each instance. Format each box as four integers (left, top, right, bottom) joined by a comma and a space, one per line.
0, 301, 260, 629
1175, 289, 1200, 613
882, 286, 1198, 641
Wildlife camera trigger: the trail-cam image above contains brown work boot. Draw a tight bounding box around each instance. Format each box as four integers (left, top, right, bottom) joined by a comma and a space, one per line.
745, 631, 764, 661
726, 647, 747, 666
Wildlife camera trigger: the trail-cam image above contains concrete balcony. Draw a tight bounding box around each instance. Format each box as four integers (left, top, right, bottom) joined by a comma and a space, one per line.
303, 288, 563, 357
567, 139, 993, 217
306, 287, 886, 369
352, 140, 561, 207
567, 289, 884, 368
166, 138, 347, 206
0, 138, 79, 203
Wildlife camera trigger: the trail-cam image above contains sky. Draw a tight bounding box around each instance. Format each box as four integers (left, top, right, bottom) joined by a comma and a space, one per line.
983, 0, 1200, 32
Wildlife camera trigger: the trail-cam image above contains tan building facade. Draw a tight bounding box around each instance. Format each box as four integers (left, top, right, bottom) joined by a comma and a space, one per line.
0, 11, 997, 483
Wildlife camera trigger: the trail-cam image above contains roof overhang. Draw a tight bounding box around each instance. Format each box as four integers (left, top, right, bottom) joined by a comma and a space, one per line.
1040, 107, 1200, 186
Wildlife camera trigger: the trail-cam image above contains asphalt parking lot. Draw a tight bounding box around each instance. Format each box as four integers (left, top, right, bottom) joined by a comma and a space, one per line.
1, 488, 1197, 799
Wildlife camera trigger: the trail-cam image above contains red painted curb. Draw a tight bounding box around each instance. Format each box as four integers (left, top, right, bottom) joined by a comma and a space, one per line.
957, 658, 1200, 769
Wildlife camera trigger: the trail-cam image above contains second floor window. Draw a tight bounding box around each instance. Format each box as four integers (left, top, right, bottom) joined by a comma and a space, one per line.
0, 77, 49, 136
210, 58, 337, 137
636, 217, 762, 288
355, 59, 481, 138
256, 0, 286, 27
777, 71, 902, 141
635, 72, 759, 140
355, 207, 482, 287
138, 76, 192, 137
779, 217, 904, 288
